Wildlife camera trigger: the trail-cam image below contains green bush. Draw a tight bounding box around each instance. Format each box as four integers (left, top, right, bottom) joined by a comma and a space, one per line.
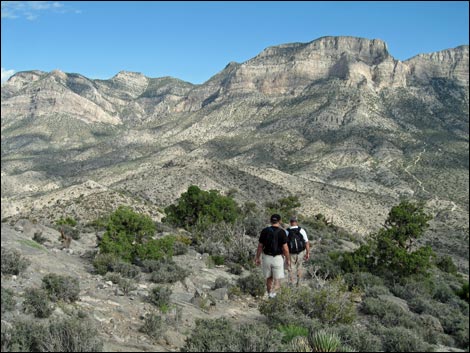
23, 288, 54, 318
182, 318, 282, 352
340, 201, 435, 280
1, 286, 15, 313
164, 185, 240, 230
139, 313, 164, 340
135, 236, 175, 262
237, 272, 265, 297
147, 259, 189, 284
98, 206, 156, 262
278, 324, 309, 344
210, 255, 225, 266
1, 247, 31, 275
41, 274, 80, 302
149, 286, 172, 310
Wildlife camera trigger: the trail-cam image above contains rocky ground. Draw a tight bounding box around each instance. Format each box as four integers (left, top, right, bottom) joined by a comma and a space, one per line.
1, 220, 265, 352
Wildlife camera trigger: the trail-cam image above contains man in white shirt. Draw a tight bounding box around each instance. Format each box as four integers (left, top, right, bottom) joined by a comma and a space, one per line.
286, 216, 310, 287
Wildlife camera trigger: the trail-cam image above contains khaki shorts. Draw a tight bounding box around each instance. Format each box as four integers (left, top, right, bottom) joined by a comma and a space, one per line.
262, 254, 285, 279
288, 251, 305, 272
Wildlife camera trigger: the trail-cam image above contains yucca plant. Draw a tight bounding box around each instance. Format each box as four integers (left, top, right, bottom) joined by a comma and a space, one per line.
309, 330, 341, 352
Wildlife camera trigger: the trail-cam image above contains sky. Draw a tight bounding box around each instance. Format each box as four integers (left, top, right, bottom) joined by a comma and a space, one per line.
1, 1, 469, 84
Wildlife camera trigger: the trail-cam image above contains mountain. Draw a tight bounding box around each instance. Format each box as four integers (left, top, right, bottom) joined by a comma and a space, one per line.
1, 36, 469, 268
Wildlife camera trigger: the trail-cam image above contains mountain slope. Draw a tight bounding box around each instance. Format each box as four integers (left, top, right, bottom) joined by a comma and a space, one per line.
1, 37, 468, 264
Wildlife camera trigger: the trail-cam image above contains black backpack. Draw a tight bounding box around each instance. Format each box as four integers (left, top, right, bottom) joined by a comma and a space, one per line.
287, 227, 306, 254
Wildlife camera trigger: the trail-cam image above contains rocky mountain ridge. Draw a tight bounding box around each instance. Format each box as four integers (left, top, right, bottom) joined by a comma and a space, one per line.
1, 36, 468, 259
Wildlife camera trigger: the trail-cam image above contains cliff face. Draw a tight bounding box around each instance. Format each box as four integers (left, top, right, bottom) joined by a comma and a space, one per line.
405, 45, 469, 85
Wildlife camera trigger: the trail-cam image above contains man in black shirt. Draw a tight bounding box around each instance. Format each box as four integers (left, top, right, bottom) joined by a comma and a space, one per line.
255, 214, 291, 298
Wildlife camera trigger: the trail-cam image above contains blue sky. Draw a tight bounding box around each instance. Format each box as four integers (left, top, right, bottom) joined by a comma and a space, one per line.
1, 1, 469, 84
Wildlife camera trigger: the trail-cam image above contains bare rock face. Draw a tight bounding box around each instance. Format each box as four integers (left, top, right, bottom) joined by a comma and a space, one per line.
406, 45, 469, 85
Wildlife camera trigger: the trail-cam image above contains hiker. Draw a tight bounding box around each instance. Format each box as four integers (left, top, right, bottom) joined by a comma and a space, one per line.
286, 216, 310, 287
255, 214, 291, 298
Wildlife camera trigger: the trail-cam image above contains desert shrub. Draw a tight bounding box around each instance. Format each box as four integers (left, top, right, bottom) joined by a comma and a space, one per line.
265, 195, 301, 223
57, 224, 80, 240
104, 273, 136, 294
260, 279, 356, 327
32, 231, 47, 244
227, 262, 243, 275
278, 324, 309, 344
364, 284, 390, 297
55, 217, 77, 227
140, 312, 164, 340
1, 317, 46, 352
149, 286, 172, 310
379, 326, 430, 352
433, 282, 456, 303
1, 287, 15, 313
436, 255, 458, 274
112, 262, 141, 279
98, 206, 156, 262
456, 282, 469, 302
1, 247, 31, 275
164, 185, 240, 230
235, 322, 284, 352
41, 273, 80, 302
92, 253, 119, 275
241, 202, 266, 237
343, 272, 385, 290
213, 277, 230, 290
173, 241, 189, 255
237, 272, 265, 297
148, 259, 189, 284
182, 318, 236, 352
309, 251, 343, 279
41, 315, 103, 352
182, 318, 282, 352
361, 297, 417, 330
334, 324, 382, 352
227, 285, 243, 299
23, 288, 54, 318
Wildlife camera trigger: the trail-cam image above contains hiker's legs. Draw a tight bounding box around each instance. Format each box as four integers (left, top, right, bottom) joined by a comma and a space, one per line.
266, 276, 273, 293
